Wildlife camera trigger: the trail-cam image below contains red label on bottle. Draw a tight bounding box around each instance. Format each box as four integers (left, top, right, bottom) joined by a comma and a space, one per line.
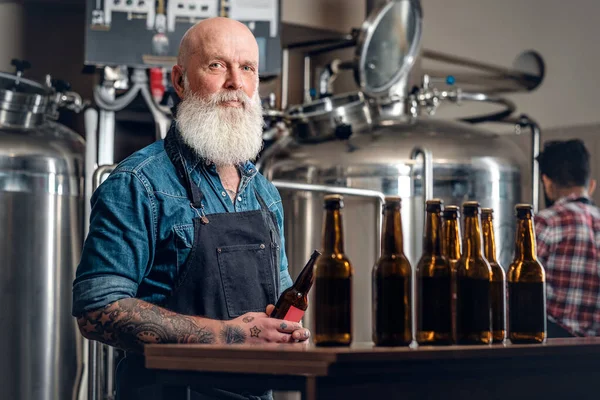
283, 306, 304, 322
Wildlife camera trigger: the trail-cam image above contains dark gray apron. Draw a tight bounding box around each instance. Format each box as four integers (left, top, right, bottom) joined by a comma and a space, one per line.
116, 129, 281, 399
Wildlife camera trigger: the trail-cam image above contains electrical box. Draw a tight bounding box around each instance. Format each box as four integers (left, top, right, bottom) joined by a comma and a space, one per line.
85, 0, 282, 77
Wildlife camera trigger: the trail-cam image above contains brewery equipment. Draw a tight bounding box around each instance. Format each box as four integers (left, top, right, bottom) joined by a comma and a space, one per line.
262, 0, 543, 344
0, 60, 85, 400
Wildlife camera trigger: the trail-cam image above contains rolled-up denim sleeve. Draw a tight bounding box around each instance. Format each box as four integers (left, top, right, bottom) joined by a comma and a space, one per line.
72, 171, 155, 316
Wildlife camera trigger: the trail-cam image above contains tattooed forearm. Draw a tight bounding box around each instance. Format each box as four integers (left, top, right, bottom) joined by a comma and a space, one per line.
76, 298, 215, 353
220, 325, 247, 344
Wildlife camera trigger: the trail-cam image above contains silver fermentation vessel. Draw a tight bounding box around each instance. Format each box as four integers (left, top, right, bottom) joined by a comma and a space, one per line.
0, 66, 85, 399
264, 0, 538, 345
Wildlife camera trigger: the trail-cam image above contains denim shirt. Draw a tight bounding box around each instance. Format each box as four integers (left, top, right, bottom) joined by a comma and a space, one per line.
72, 135, 293, 317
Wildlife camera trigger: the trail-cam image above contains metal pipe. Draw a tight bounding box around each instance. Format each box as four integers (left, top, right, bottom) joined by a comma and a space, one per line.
281, 49, 289, 110
106, 347, 115, 400
272, 180, 385, 258
305, 40, 356, 57
93, 164, 117, 189
285, 36, 353, 50
88, 341, 98, 400
457, 91, 517, 124
492, 115, 541, 212
303, 55, 311, 104
422, 49, 542, 90
410, 147, 433, 201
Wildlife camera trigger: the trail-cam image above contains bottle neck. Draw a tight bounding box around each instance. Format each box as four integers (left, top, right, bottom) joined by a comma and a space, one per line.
293, 252, 319, 293
443, 219, 461, 260
514, 217, 538, 261
462, 215, 484, 258
482, 218, 498, 263
322, 209, 344, 254
423, 210, 443, 256
382, 206, 404, 255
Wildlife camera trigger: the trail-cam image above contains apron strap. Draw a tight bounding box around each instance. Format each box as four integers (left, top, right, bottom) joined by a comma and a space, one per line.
164, 126, 204, 208
254, 188, 270, 211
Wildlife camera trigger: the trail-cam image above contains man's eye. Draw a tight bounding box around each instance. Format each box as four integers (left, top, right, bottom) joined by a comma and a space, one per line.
210, 63, 222, 69
242, 66, 254, 72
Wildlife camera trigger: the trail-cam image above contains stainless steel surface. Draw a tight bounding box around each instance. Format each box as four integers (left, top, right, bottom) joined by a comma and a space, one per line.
0, 117, 85, 399
0, 71, 52, 129
409, 146, 432, 202
265, 117, 528, 345
285, 92, 374, 142
354, 0, 422, 97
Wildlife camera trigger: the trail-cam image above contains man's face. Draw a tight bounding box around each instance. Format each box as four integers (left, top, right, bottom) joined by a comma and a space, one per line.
179, 29, 258, 103
172, 24, 264, 166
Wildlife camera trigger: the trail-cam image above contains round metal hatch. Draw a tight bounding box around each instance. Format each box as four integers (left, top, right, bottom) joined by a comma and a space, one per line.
0, 72, 53, 128
354, 0, 423, 98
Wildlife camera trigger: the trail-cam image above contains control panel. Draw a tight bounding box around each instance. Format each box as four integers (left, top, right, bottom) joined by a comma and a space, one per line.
103, 0, 156, 30
167, 1, 218, 32
85, 0, 282, 76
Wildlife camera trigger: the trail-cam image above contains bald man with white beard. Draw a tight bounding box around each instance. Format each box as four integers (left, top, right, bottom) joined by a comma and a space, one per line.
72, 17, 308, 400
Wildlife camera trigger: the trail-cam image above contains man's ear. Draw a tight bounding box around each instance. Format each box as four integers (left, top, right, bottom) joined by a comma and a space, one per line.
171, 64, 185, 99
589, 178, 597, 197
541, 174, 553, 197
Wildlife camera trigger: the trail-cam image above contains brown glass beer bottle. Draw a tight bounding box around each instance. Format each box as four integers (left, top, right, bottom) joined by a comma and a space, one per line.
507, 204, 547, 344
456, 201, 492, 344
372, 196, 412, 346
314, 195, 354, 347
481, 208, 507, 343
270, 250, 321, 322
416, 199, 452, 345
442, 205, 461, 344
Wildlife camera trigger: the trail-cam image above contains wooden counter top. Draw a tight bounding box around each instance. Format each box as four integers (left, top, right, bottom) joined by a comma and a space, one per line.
144, 338, 600, 399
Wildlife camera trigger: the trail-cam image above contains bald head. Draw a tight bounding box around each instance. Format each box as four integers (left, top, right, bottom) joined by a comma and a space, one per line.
177, 17, 258, 68
171, 17, 260, 102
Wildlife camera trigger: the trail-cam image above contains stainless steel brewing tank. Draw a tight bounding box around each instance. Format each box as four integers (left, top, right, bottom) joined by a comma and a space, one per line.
264, 117, 528, 344
0, 72, 85, 399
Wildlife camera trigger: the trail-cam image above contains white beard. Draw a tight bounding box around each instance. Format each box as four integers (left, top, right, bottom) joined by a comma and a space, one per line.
175, 83, 264, 166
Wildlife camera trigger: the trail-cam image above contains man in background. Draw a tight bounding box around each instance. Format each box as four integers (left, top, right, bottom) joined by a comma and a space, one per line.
535, 139, 600, 337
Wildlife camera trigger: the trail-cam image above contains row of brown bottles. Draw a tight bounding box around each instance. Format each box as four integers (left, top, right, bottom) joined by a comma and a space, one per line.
311, 193, 546, 347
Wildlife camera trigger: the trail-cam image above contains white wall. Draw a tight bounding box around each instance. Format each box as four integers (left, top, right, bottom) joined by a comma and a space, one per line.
0, 2, 24, 72
420, 0, 600, 130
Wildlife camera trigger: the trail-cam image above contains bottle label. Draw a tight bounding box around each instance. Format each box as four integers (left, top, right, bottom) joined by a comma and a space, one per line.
457, 277, 491, 334
491, 280, 506, 333
419, 275, 452, 333
509, 282, 546, 333
283, 305, 305, 322
374, 275, 408, 336
315, 277, 352, 335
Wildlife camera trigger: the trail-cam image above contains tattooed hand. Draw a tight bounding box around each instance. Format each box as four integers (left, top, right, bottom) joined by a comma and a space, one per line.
266, 304, 310, 343
225, 306, 310, 344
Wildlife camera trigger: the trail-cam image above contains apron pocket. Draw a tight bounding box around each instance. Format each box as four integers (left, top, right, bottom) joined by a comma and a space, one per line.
216, 243, 276, 318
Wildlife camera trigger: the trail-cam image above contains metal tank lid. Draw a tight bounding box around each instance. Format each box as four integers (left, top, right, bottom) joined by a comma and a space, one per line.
0, 60, 54, 129
354, 0, 422, 98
